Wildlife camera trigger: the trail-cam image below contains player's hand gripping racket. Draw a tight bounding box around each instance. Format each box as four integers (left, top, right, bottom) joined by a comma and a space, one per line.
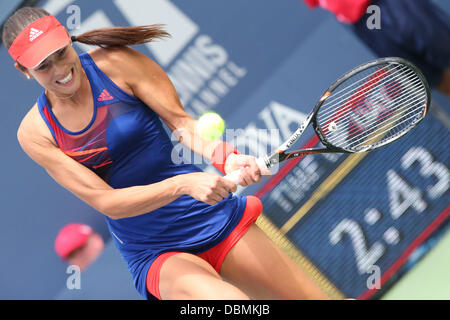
224, 57, 430, 185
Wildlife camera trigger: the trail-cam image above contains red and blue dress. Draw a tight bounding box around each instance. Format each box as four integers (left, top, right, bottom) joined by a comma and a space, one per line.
37, 52, 247, 299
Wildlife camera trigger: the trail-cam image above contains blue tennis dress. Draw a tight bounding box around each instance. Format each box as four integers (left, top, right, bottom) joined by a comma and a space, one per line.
37, 52, 246, 299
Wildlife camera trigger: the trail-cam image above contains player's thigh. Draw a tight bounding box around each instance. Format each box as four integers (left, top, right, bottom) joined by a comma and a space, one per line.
220, 223, 329, 300
159, 252, 249, 300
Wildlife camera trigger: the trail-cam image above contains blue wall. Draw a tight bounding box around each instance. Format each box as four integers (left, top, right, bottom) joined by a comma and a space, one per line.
0, 0, 448, 299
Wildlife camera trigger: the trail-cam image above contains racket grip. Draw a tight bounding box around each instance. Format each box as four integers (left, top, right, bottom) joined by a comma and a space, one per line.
223, 169, 242, 185
223, 157, 269, 186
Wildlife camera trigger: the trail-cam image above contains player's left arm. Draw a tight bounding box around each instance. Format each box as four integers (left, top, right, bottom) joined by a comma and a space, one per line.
107, 46, 261, 183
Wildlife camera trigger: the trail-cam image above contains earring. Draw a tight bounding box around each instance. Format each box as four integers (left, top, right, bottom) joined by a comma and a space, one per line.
26, 74, 32, 80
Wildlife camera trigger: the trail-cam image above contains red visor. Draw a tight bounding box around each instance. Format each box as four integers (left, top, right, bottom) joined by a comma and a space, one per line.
8, 15, 71, 69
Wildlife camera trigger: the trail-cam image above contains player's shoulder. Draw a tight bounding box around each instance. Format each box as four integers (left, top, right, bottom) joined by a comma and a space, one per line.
88, 46, 152, 73
18, 103, 41, 135
87, 46, 155, 91
17, 103, 55, 146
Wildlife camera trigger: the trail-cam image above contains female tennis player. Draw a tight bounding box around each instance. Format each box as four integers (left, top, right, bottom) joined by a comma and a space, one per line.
4, 7, 329, 300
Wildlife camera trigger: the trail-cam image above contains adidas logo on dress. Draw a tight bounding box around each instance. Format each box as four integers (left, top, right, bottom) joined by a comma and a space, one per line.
98, 89, 114, 101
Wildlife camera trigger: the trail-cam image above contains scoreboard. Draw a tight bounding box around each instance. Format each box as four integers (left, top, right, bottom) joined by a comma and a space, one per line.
253, 105, 449, 299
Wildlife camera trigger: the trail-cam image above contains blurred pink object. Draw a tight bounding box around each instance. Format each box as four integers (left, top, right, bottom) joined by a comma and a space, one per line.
303, 0, 372, 23
55, 223, 104, 271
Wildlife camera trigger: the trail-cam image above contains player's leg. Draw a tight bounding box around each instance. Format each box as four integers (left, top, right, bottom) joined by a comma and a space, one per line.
220, 223, 329, 300
155, 252, 249, 300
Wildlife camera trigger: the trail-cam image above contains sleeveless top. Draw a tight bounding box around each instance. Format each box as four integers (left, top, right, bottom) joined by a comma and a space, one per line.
37, 52, 246, 299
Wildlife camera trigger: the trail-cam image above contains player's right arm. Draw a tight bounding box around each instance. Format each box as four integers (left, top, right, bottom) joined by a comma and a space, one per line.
16, 106, 235, 219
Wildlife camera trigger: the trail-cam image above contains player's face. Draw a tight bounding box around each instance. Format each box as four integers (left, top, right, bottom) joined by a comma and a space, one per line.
26, 44, 83, 98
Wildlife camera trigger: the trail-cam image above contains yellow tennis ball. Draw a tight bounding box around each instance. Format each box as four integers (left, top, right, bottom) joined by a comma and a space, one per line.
197, 112, 225, 140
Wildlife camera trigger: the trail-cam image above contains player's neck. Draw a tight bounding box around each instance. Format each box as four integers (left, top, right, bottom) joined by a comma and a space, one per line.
46, 69, 91, 110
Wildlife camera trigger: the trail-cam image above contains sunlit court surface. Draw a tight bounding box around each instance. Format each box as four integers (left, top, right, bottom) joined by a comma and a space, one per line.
0, 0, 449, 314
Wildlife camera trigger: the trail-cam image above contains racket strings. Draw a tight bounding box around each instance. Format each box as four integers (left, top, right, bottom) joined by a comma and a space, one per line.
325, 81, 425, 150
333, 76, 425, 141
318, 68, 419, 130
315, 63, 427, 151
330, 91, 426, 151
327, 89, 425, 151
324, 74, 423, 144
318, 64, 406, 118
317, 64, 409, 123
316, 67, 416, 137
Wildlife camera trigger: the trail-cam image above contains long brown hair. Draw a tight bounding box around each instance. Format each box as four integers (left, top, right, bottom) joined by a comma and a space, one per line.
2, 7, 170, 69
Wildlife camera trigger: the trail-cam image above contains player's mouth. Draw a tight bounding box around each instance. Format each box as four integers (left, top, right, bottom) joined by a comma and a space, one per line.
55, 68, 74, 86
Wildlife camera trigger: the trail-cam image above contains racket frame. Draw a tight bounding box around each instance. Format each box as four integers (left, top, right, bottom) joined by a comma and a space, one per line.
260, 57, 430, 170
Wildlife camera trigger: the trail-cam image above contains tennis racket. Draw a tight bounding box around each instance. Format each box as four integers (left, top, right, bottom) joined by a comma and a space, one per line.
224, 57, 430, 185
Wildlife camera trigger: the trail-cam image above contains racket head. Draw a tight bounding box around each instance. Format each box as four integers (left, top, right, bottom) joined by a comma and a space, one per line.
311, 57, 430, 153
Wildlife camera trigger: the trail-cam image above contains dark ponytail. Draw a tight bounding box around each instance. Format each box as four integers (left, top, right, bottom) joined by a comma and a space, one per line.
3, 7, 170, 62
70, 24, 170, 48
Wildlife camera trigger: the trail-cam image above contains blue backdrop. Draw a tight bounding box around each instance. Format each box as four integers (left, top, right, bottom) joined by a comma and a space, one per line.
0, 0, 448, 299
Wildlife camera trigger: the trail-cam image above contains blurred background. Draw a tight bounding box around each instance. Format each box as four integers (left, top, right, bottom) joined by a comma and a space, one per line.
0, 0, 448, 300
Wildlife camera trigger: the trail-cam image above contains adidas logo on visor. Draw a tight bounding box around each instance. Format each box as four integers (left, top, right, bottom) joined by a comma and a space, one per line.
29, 28, 43, 42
